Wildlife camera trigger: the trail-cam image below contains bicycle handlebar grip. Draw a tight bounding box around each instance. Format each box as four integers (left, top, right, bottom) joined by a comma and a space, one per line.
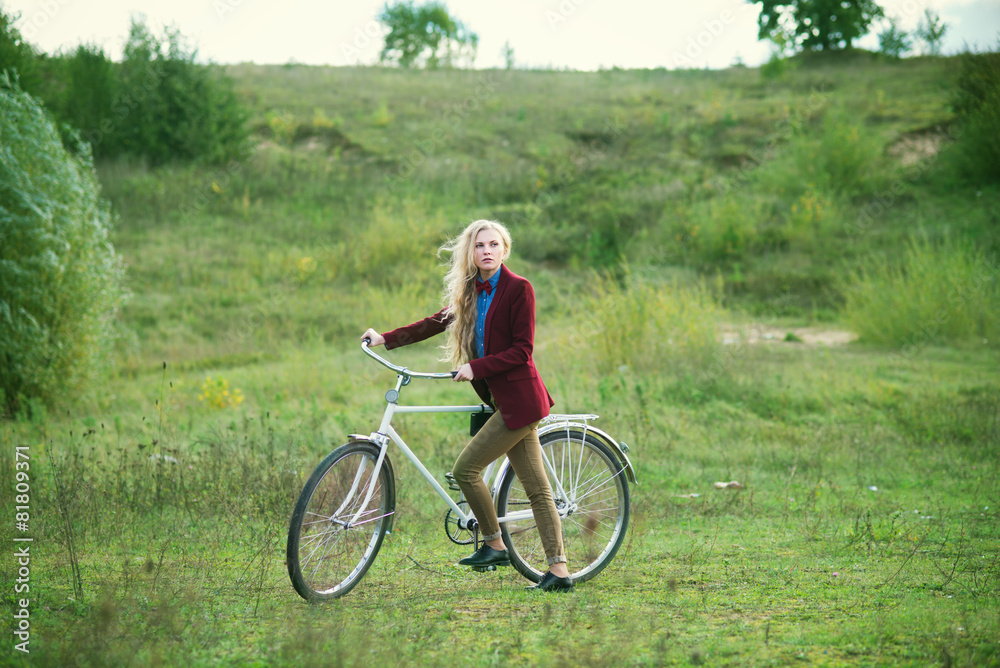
450, 371, 458, 378
362, 337, 371, 345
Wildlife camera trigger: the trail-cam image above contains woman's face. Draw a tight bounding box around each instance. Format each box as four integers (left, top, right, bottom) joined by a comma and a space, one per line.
474, 228, 505, 278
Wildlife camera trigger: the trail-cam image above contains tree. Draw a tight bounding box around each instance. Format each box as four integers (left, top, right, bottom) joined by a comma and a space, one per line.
378, 1, 478, 69
0, 8, 40, 93
60, 44, 119, 158
878, 18, 910, 58
502, 40, 515, 70
110, 17, 249, 163
915, 8, 948, 56
0, 76, 128, 415
751, 0, 885, 52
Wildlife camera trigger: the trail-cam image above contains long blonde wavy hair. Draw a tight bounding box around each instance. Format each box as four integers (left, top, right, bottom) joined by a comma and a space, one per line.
439, 219, 512, 368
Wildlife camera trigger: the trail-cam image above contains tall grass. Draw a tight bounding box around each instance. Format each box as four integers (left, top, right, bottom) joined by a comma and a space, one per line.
561, 269, 724, 379
839, 237, 1000, 348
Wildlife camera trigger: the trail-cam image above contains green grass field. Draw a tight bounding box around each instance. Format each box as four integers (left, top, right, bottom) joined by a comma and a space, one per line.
2, 54, 999, 666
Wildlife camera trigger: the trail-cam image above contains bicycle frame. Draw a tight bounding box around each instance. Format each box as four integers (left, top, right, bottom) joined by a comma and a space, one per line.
348, 341, 569, 532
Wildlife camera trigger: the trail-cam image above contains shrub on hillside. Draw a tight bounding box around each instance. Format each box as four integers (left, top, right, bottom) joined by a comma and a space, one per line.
838, 238, 999, 350
4, 15, 250, 164
0, 77, 128, 415
790, 107, 887, 198
683, 194, 763, 263
951, 47, 1000, 183
104, 19, 250, 164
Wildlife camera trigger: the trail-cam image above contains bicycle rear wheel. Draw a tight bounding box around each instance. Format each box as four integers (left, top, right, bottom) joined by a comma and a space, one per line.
497, 432, 629, 584
287, 442, 395, 601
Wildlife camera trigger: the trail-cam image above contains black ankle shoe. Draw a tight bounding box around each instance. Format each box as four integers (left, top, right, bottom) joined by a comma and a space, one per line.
526, 571, 574, 592
458, 544, 509, 568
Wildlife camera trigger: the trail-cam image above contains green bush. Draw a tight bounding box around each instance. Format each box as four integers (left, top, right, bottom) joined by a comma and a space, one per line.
790, 107, 887, 198
838, 238, 999, 350
108, 19, 250, 164
0, 78, 128, 415
760, 54, 797, 80
4, 13, 250, 164
683, 194, 763, 263
951, 47, 1000, 183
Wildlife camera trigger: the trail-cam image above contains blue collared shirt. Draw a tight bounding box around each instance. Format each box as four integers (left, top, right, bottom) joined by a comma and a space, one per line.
474, 266, 502, 359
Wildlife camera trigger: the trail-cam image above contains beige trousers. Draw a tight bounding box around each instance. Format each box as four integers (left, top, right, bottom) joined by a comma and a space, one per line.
453, 411, 566, 566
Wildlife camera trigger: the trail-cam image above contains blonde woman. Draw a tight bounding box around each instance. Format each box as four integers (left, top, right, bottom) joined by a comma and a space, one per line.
361, 219, 573, 592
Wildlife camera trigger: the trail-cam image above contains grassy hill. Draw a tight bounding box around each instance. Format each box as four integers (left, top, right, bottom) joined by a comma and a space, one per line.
96, 54, 996, 369
2, 55, 998, 666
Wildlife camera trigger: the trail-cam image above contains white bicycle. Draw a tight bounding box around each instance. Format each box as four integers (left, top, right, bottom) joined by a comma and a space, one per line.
286, 340, 636, 601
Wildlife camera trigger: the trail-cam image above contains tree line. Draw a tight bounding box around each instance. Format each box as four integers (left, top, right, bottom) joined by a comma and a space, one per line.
753, 0, 947, 57
0, 11, 249, 164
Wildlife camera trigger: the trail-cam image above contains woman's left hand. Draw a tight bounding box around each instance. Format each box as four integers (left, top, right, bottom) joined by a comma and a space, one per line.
453, 363, 474, 382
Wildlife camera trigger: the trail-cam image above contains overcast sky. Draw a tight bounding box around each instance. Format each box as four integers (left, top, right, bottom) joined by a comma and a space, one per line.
5, 0, 999, 70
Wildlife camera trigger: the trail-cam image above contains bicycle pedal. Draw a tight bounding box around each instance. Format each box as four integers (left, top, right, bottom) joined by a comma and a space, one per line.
444, 471, 461, 492
472, 562, 508, 573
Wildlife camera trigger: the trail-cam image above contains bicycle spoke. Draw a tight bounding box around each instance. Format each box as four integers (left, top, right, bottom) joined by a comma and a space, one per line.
287, 443, 394, 600
565, 513, 616, 536
500, 433, 629, 584
573, 470, 624, 505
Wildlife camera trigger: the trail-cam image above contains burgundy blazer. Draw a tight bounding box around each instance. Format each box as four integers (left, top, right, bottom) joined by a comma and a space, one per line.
381, 267, 554, 430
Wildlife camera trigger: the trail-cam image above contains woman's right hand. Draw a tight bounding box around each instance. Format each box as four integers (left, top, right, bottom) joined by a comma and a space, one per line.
361, 328, 385, 347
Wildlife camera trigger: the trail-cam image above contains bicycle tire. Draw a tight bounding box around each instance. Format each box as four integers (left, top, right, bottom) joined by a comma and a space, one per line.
286, 442, 395, 601
497, 432, 629, 584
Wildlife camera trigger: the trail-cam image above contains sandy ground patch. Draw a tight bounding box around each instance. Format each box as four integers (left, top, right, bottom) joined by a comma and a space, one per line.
887, 127, 948, 167
721, 324, 857, 346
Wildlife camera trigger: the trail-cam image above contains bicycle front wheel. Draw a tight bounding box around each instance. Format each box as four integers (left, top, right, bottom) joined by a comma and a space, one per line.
497, 432, 629, 584
286, 442, 395, 601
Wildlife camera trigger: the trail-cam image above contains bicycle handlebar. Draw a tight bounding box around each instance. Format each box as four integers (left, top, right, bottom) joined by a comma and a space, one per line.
362, 338, 456, 380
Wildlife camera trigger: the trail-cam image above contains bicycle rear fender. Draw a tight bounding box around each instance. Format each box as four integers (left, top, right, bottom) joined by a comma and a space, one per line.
347, 435, 398, 535
539, 419, 638, 485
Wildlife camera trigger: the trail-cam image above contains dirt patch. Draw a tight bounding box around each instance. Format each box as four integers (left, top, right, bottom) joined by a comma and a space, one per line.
721, 324, 857, 346
887, 126, 950, 167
